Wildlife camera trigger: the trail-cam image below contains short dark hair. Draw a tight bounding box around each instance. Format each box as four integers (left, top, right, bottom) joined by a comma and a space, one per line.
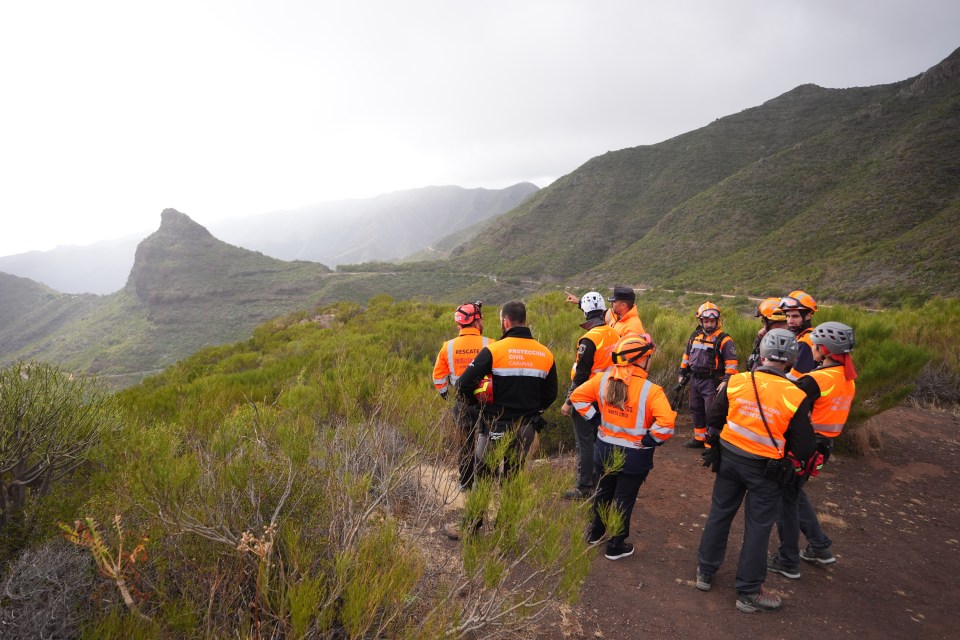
500, 300, 526, 325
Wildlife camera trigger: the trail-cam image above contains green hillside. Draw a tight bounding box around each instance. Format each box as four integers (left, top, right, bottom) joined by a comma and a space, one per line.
450, 48, 960, 305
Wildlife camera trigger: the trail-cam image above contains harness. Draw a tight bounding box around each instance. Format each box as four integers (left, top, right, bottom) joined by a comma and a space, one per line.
687, 327, 729, 379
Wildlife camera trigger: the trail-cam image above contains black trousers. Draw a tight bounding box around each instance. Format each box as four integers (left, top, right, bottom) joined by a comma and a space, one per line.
452, 401, 480, 488
590, 442, 650, 549
571, 410, 598, 490
697, 450, 784, 594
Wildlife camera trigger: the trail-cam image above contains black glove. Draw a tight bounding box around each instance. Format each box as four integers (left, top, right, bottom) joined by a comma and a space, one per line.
439, 390, 448, 400
640, 433, 659, 448
672, 383, 684, 394
701, 435, 721, 472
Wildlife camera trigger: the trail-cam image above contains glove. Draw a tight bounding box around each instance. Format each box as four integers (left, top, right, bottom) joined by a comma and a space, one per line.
672, 383, 684, 394
640, 433, 658, 448
439, 390, 448, 400
701, 434, 721, 472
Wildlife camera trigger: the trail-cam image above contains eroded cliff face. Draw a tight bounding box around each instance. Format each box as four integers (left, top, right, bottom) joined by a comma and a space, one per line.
902, 45, 960, 96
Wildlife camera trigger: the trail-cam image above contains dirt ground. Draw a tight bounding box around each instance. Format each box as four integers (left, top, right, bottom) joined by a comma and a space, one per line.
534, 405, 960, 640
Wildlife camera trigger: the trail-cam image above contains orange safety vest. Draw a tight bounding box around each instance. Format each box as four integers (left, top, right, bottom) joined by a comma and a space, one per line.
788, 328, 815, 379
720, 371, 806, 459
607, 305, 645, 337
488, 336, 554, 381
570, 368, 676, 449
570, 324, 619, 380
807, 366, 856, 438
432, 327, 492, 395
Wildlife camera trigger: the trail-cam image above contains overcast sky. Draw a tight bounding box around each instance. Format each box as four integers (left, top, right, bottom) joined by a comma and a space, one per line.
1, 1, 958, 256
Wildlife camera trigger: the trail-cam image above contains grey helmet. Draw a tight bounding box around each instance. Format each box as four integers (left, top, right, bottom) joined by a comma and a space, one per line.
759, 328, 799, 364
810, 321, 855, 355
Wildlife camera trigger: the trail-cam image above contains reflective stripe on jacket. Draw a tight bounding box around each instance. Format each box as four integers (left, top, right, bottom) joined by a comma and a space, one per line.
570, 368, 676, 449
807, 365, 855, 438
432, 328, 491, 394
720, 370, 806, 459
570, 324, 619, 380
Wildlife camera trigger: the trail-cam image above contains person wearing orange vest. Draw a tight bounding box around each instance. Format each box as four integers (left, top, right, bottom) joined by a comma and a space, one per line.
678, 302, 739, 448
695, 329, 816, 613
768, 322, 857, 579
605, 286, 645, 337
433, 301, 492, 492
779, 291, 817, 379
560, 292, 620, 500
570, 334, 676, 560
746, 298, 788, 371
445, 301, 558, 539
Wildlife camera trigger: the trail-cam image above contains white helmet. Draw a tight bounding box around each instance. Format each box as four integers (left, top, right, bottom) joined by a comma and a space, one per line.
580, 291, 606, 314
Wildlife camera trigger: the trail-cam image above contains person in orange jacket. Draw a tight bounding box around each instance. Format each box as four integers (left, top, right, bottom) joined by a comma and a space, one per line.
768, 322, 857, 579
432, 301, 493, 491
695, 329, 816, 613
678, 302, 738, 448
746, 298, 788, 371
779, 291, 818, 379
606, 286, 645, 336
560, 292, 620, 500
570, 334, 676, 561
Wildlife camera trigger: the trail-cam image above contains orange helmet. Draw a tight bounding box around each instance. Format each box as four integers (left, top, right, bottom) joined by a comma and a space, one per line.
454, 301, 482, 326
611, 334, 655, 366
779, 290, 817, 314
696, 302, 720, 320
756, 297, 787, 322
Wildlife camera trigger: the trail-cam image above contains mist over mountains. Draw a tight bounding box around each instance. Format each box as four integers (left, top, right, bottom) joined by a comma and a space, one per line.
0, 183, 538, 294
2, 47, 959, 384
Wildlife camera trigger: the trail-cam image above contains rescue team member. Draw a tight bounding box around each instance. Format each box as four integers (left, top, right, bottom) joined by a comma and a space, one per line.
606, 286, 645, 337
695, 329, 816, 613
560, 292, 619, 499
677, 302, 738, 448
570, 334, 675, 560
745, 298, 788, 371
445, 300, 558, 540
769, 322, 857, 578
779, 290, 818, 379
432, 301, 492, 491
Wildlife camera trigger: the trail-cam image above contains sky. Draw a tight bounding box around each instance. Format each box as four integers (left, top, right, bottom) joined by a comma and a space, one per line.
2, 1, 958, 257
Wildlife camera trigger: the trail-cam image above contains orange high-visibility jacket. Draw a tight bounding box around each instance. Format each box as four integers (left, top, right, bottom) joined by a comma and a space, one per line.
788, 328, 815, 379
806, 365, 856, 438
570, 368, 676, 449
606, 305, 645, 337
432, 327, 492, 395
570, 324, 619, 380
720, 371, 807, 459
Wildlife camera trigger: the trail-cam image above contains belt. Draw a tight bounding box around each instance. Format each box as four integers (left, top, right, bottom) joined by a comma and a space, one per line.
691, 370, 720, 380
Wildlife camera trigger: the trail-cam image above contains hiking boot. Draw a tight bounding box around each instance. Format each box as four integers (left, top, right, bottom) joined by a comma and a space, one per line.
767, 554, 801, 579
736, 589, 783, 613
443, 521, 480, 541
604, 542, 634, 560
684, 439, 706, 449
799, 544, 836, 565
563, 487, 591, 500
695, 568, 713, 592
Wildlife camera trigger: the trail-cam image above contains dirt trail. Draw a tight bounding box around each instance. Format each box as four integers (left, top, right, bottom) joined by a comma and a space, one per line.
534, 406, 960, 640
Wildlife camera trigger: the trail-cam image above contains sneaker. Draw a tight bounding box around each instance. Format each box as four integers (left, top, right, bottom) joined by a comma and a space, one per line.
585, 528, 604, 545
604, 542, 634, 560
684, 439, 706, 449
736, 589, 783, 613
799, 544, 836, 565
695, 568, 713, 592
563, 487, 590, 500
767, 554, 801, 579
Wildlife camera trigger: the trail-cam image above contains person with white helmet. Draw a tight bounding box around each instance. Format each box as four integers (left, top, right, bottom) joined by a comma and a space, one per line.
768, 321, 857, 579
695, 328, 816, 613
678, 302, 739, 448
560, 292, 621, 499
